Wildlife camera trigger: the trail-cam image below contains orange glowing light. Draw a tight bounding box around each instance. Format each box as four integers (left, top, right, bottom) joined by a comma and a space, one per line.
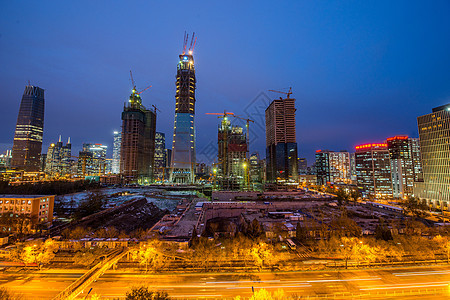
386, 135, 408, 141
355, 143, 388, 150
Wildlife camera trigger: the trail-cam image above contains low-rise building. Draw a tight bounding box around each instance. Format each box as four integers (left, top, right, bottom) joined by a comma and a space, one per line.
0, 195, 55, 231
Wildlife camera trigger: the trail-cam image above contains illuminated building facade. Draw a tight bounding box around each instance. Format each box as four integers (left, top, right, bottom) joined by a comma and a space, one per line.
0, 195, 54, 230
298, 158, 308, 175
217, 117, 248, 189
265, 97, 298, 183
250, 152, 263, 183
11, 85, 45, 172
0, 150, 12, 171
78, 143, 108, 176
315, 150, 351, 185
121, 88, 156, 183
414, 104, 450, 209
44, 136, 72, 176
154, 132, 166, 180
386, 136, 423, 198
170, 48, 197, 184
112, 131, 121, 174
355, 143, 392, 199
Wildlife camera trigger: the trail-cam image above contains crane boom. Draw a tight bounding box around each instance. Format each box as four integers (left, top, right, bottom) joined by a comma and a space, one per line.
137, 85, 152, 95
268, 87, 293, 98
130, 70, 136, 88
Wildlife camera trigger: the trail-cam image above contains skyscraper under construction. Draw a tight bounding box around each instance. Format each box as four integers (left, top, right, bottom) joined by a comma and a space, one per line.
121, 83, 156, 184
217, 116, 248, 189
265, 91, 298, 183
11, 85, 45, 172
170, 33, 197, 184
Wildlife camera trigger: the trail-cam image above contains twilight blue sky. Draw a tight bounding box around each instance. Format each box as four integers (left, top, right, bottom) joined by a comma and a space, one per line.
1, 1, 449, 165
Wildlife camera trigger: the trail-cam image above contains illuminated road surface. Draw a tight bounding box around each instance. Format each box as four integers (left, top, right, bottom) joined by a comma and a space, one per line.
1, 266, 450, 299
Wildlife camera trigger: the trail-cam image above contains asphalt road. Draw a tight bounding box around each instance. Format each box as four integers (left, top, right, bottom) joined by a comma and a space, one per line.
1, 265, 450, 299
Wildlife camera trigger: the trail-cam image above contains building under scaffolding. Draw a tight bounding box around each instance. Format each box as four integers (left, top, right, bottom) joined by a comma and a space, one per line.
120, 88, 156, 184
218, 117, 248, 190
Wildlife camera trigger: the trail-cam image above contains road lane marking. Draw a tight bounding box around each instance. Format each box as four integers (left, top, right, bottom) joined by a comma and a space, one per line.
227, 285, 311, 289
393, 270, 450, 276
205, 280, 281, 284
307, 277, 381, 283
360, 283, 448, 290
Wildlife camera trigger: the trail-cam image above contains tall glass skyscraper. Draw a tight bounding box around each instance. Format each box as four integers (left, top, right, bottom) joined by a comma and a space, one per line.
414, 104, 450, 209
11, 85, 45, 172
170, 36, 197, 184
112, 131, 121, 174
154, 132, 166, 180
265, 97, 298, 183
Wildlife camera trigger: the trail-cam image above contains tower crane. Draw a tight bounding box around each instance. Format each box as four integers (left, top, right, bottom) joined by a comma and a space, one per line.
152, 105, 161, 113
129, 70, 152, 95
268, 87, 293, 99
182, 31, 197, 55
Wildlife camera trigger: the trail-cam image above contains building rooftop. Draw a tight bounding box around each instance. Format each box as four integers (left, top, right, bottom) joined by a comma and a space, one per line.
432, 103, 450, 113
0, 195, 53, 199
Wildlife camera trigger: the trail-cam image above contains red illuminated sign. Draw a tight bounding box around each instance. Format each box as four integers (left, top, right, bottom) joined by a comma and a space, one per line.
355, 143, 387, 150
315, 150, 322, 153
386, 135, 408, 141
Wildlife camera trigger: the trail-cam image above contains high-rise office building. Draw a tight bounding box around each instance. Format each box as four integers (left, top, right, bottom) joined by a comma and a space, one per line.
409, 137, 423, 183
154, 132, 166, 180
165, 148, 172, 180
315, 150, 351, 186
0, 150, 12, 170
298, 158, 308, 175
249, 152, 263, 183
355, 143, 392, 199
349, 152, 357, 183
265, 96, 298, 183
11, 85, 45, 172
45, 136, 72, 176
78, 143, 108, 176
386, 135, 423, 199
112, 131, 121, 174
414, 103, 450, 209
170, 34, 197, 184
121, 87, 156, 183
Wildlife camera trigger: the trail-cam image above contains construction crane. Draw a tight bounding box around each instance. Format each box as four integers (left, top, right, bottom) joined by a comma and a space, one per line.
152, 105, 161, 113
268, 87, 293, 99
182, 31, 197, 55
205, 111, 234, 118
130, 70, 152, 95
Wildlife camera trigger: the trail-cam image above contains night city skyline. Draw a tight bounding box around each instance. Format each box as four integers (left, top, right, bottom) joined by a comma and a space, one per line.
1, 1, 450, 165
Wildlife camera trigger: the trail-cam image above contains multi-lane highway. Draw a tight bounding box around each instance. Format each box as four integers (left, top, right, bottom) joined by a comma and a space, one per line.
1, 265, 450, 299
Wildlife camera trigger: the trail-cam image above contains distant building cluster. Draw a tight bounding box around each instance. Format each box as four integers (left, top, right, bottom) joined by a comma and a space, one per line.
2, 34, 450, 212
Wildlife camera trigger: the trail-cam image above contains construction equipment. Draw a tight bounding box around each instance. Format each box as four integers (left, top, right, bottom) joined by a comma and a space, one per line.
205, 111, 234, 118
129, 70, 152, 95
268, 87, 293, 99
152, 105, 161, 113
182, 31, 197, 55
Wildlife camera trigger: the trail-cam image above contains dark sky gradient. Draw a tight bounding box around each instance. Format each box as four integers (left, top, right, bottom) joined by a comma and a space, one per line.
1, 1, 449, 165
